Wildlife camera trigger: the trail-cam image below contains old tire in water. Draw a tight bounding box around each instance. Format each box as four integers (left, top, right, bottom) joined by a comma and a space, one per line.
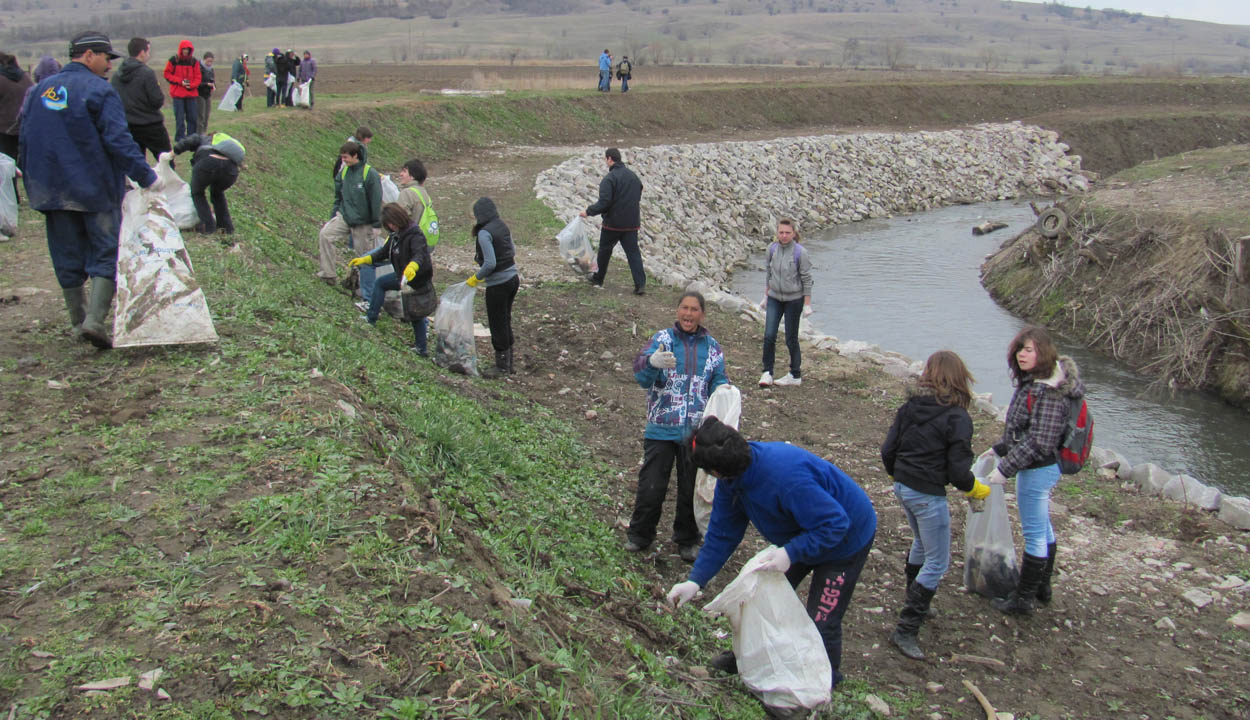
1036, 207, 1068, 239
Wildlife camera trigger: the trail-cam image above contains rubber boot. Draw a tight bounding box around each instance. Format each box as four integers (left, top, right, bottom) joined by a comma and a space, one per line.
991, 553, 1048, 616
62, 286, 88, 340
80, 277, 116, 349
481, 349, 509, 379
1037, 542, 1057, 605
905, 560, 937, 618
504, 346, 514, 374
708, 650, 738, 675
890, 581, 935, 660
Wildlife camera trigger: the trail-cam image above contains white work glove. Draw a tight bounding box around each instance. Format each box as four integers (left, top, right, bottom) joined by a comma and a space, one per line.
666, 580, 700, 608
649, 350, 676, 370
803, 305, 813, 318
754, 546, 791, 574
987, 468, 1008, 486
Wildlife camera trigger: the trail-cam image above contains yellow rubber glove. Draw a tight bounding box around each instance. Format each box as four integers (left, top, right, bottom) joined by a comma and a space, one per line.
403, 261, 419, 282
347, 255, 371, 267
966, 479, 991, 500
466, 274, 481, 288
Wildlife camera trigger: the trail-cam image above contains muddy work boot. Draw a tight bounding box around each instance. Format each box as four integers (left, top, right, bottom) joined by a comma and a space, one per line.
1036, 542, 1057, 605
80, 277, 116, 349
890, 580, 935, 660
708, 650, 738, 676
62, 286, 88, 340
992, 553, 1048, 616
481, 350, 510, 379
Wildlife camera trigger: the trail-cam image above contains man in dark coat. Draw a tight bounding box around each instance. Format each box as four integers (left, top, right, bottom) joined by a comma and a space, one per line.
110, 37, 170, 162
581, 147, 646, 294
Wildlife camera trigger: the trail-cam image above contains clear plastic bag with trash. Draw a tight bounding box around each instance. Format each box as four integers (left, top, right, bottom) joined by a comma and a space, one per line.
218, 81, 243, 111
0, 153, 18, 237
156, 152, 199, 230
963, 450, 1020, 598
380, 174, 400, 205
703, 546, 832, 713
556, 217, 597, 278
432, 282, 479, 376
694, 384, 742, 536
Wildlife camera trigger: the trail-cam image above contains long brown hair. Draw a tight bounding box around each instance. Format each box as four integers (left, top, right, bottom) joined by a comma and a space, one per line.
919, 350, 975, 409
380, 203, 411, 233
1008, 325, 1059, 384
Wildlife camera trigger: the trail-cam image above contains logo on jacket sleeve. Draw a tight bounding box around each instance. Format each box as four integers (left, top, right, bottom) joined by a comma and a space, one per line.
41, 86, 68, 111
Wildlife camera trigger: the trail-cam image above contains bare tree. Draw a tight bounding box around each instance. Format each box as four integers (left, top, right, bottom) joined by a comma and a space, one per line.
840, 37, 860, 68
978, 45, 999, 71
884, 37, 907, 70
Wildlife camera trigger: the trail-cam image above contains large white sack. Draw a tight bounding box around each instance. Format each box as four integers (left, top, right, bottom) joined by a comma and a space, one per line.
292, 80, 311, 108
218, 81, 243, 111
694, 384, 742, 536
704, 546, 832, 711
0, 153, 17, 236
156, 152, 199, 230
112, 187, 218, 348
381, 173, 400, 204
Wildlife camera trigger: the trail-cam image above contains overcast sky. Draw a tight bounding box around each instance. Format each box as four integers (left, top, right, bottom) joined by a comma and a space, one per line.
1093, 0, 1250, 26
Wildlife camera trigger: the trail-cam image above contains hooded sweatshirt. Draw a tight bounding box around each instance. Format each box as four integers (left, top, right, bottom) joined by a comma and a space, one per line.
471, 197, 517, 287
0, 61, 32, 135
110, 57, 165, 125
163, 40, 201, 99
881, 385, 976, 497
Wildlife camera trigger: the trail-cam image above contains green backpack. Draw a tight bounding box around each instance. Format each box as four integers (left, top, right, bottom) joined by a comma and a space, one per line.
407, 185, 440, 248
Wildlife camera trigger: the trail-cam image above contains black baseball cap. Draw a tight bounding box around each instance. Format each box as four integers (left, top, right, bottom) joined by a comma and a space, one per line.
69, 31, 122, 60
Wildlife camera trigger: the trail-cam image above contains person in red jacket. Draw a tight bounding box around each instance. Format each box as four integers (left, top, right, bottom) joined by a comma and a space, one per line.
163, 39, 201, 141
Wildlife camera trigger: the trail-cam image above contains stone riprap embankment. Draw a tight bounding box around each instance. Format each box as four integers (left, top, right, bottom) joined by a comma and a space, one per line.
535, 122, 1089, 290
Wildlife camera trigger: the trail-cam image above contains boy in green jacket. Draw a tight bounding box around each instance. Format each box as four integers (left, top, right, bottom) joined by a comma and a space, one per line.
317, 141, 381, 291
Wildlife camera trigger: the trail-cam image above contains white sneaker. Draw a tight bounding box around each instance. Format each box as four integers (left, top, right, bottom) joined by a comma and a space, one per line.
758, 371, 774, 387
774, 373, 802, 386
354, 300, 368, 312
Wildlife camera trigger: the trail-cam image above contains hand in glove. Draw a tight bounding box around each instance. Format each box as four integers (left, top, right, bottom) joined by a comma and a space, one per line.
987, 468, 1008, 486
466, 274, 481, 288
965, 479, 991, 500
649, 350, 676, 370
347, 255, 372, 267
403, 261, 419, 282
803, 305, 814, 318
754, 546, 791, 574
666, 580, 700, 608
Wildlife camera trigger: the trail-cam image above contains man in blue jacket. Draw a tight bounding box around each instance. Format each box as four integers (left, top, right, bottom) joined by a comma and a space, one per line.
19, 31, 160, 349
598, 49, 611, 92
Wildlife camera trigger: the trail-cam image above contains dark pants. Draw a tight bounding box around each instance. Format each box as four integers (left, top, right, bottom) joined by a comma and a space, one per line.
484, 275, 519, 352
197, 93, 211, 133
266, 86, 275, 107
621, 75, 630, 92
171, 97, 197, 141
188, 155, 238, 233
763, 296, 804, 378
43, 209, 121, 288
128, 122, 172, 163
276, 78, 289, 107
591, 228, 645, 291
628, 438, 700, 548
785, 535, 874, 689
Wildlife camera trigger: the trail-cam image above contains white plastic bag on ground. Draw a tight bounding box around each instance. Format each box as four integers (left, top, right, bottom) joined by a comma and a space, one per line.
0, 154, 17, 236
381, 174, 399, 204
293, 81, 311, 108
555, 217, 597, 278
218, 81, 243, 111
112, 187, 218, 347
694, 384, 742, 535
964, 449, 1019, 598
704, 547, 832, 712
156, 152, 199, 230
432, 282, 479, 376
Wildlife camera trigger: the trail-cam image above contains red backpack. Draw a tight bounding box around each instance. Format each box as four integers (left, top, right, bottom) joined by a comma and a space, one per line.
1027, 391, 1094, 475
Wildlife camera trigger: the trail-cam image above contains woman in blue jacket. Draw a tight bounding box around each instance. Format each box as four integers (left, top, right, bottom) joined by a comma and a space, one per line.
667, 417, 877, 690
628, 291, 729, 561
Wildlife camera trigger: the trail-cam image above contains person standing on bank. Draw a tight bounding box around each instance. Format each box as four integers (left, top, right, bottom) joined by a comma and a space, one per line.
273, 48, 290, 108
616, 55, 632, 93
758, 218, 813, 388
111, 37, 170, 163
230, 53, 248, 111
630, 291, 729, 561
667, 417, 876, 691
297, 50, 317, 108
467, 197, 519, 378
986, 325, 1084, 615
196, 51, 215, 133
881, 350, 990, 660
581, 147, 645, 294
163, 39, 201, 141
317, 140, 380, 286
19, 31, 160, 349
171, 132, 244, 236
597, 49, 611, 92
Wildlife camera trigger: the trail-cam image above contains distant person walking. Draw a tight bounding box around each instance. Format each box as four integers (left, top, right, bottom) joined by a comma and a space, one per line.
273, 48, 290, 108
196, 51, 215, 133
297, 50, 317, 108
617, 55, 632, 93
264, 49, 277, 107
598, 49, 611, 92
111, 37, 170, 162
230, 53, 248, 111
581, 147, 646, 294
163, 39, 201, 141
758, 219, 813, 388
19, 31, 159, 349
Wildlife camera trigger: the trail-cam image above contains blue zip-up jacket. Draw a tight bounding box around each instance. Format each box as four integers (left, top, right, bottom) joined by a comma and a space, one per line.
689, 442, 877, 587
19, 61, 155, 212
634, 323, 729, 442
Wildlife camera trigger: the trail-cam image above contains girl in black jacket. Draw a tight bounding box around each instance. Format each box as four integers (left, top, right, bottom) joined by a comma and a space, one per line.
881, 350, 988, 660
350, 203, 435, 355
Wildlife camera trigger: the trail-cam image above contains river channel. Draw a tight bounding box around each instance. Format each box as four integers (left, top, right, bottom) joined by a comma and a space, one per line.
731, 201, 1250, 497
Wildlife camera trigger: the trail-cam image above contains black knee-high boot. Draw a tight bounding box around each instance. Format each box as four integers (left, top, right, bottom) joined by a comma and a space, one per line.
992, 553, 1048, 616
1036, 542, 1057, 605
890, 581, 936, 659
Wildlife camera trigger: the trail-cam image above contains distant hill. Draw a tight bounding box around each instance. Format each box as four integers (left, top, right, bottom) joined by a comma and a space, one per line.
5, 0, 1249, 74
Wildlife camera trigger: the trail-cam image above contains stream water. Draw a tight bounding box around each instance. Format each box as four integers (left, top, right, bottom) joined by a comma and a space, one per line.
731, 201, 1250, 496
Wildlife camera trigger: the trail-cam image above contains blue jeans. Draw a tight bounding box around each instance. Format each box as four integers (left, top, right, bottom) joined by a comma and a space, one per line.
356, 241, 391, 305
366, 273, 430, 353
598, 69, 609, 91
44, 209, 121, 288
171, 97, 197, 141
621, 75, 629, 92
1017, 464, 1059, 556
786, 533, 873, 690
893, 483, 951, 590
763, 296, 803, 377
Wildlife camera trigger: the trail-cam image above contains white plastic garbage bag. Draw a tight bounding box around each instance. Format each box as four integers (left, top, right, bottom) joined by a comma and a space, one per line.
381, 174, 399, 205
218, 81, 243, 111
293, 81, 311, 108
156, 152, 199, 230
432, 282, 479, 376
263, 73, 276, 91
964, 450, 1019, 598
555, 217, 597, 278
112, 186, 218, 348
694, 384, 742, 535
704, 547, 832, 712
0, 154, 18, 236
